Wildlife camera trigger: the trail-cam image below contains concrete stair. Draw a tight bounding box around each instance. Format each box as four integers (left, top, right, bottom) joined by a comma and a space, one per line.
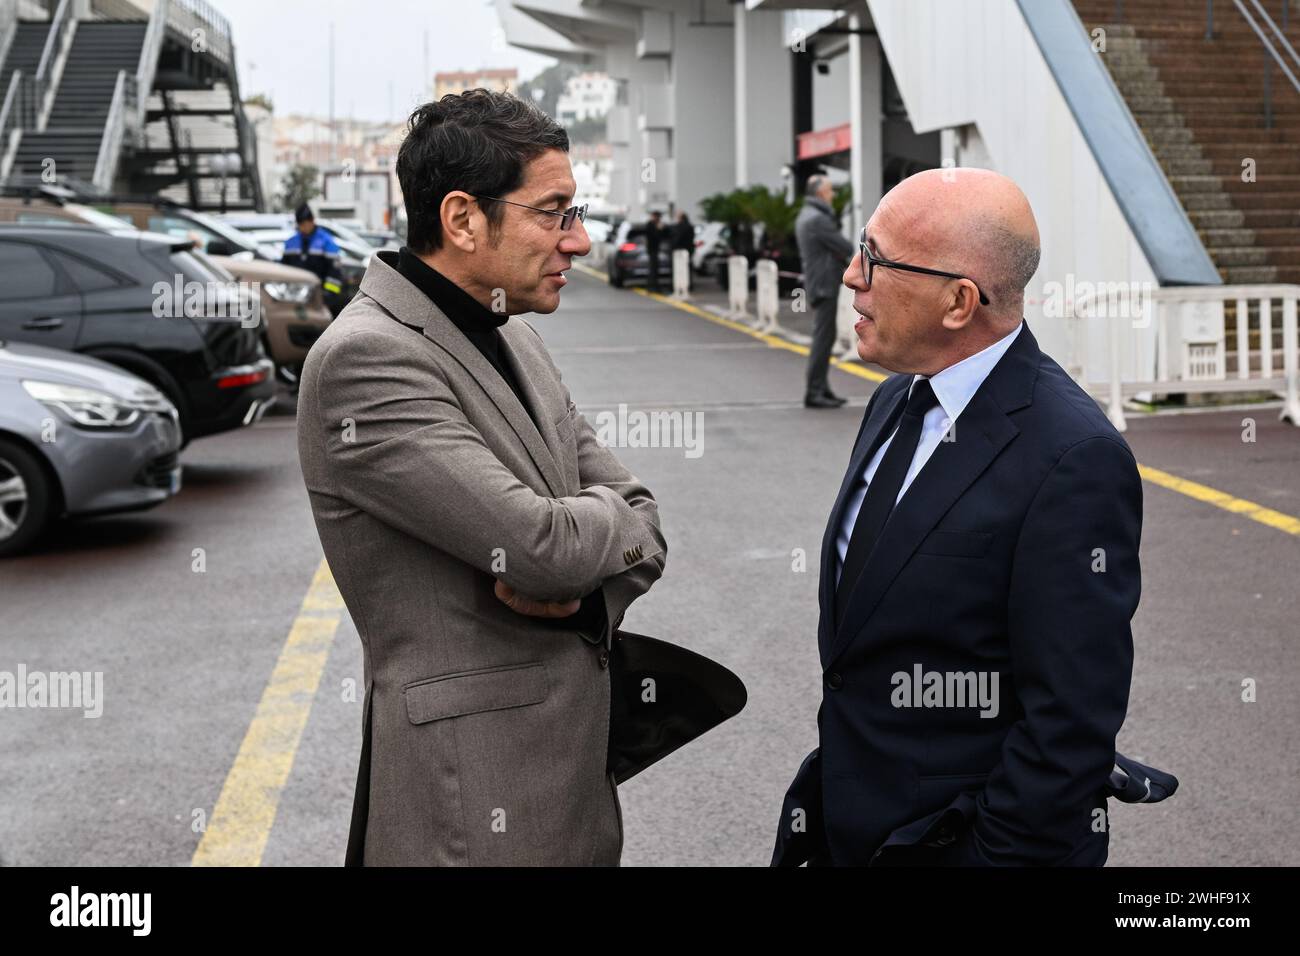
1074, 0, 1300, 366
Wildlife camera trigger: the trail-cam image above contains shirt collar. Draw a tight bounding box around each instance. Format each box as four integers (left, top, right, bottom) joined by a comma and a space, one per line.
910, 322, 1024, 423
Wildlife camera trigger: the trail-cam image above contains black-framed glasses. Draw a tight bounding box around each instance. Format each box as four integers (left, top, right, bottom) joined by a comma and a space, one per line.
472, 195, 588, 231
858, 227, 990, 306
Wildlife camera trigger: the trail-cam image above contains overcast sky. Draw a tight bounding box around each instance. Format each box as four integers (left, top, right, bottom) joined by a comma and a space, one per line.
214, 0, 556, 124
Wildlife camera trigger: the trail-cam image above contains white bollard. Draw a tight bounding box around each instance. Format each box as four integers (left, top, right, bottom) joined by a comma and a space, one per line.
755, 259, 779, 333
727, 255, 750, 322
672, 248, 691, 299
834, 284, 860, 361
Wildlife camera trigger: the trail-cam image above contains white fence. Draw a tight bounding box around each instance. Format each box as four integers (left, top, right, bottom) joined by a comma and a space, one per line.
1071, 284, 1300, 431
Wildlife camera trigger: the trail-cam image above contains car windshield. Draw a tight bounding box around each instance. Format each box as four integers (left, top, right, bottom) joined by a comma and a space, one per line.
182, 210, 259, 252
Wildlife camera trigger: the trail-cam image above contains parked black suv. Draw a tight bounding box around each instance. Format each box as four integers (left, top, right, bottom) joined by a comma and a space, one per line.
0, 225, 274, 444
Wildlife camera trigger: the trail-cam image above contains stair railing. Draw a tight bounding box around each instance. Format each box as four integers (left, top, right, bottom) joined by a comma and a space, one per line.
32, 0, 74, 132
93, 68, 137, 194
134, 0, 166, 134
165, 0, 231, 68
0, 1, 17, 69
0, 69, 23, 181
1230, 0, 1300, 127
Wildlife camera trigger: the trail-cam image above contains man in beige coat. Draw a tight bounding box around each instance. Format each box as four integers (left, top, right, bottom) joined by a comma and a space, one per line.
297, 90, 666, 865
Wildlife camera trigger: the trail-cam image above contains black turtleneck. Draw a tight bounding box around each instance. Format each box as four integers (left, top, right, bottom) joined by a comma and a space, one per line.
394, 247, 608, 642
396, 247, 538, 429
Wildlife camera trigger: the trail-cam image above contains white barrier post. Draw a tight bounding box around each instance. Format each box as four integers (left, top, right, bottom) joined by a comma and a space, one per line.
672, 248, 691, 299
727, 255, 749, 322
1282, 294, 1300, 424
1107, 312, 1127, 432
834, 284, 860, 361
755, 259, 778, 333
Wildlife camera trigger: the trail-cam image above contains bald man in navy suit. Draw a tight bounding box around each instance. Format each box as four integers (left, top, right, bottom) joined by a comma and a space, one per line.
772, 168, 1142, 867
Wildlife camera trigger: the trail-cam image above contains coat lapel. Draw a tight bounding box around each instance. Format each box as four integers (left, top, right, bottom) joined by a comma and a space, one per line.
357, 252, 567, 498
421, 313, 567, 499
817, 379, 909, 661
823, 324, 1042, 668
497, 320, 569, 495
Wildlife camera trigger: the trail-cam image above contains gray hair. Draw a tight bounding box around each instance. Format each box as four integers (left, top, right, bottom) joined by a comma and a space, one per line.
805, 174, 831, 197
979, 222, 1040, 315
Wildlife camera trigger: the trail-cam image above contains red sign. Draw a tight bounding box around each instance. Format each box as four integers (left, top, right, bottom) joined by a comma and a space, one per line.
797, 123, 852, 160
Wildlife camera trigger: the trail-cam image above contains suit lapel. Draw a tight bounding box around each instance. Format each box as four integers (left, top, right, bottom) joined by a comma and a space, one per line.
823, 324, 1042, 667
423, 313, 566, 499
497, 321, 569, 495
817, 380, 909, 661
357, 252, 567, 498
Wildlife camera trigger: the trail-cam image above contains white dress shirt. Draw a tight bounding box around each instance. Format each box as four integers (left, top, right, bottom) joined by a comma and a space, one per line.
835, 322, 1023, 582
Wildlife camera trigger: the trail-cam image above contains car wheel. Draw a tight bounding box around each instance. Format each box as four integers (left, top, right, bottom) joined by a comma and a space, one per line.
610, 269, 624, 288
0, 437, 53, 558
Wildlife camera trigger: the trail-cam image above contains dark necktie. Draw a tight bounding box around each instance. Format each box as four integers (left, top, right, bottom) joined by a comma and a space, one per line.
835, 378, 939, 624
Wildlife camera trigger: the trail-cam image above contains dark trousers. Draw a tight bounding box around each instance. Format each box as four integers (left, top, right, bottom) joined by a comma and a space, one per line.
647, 246, 661, 290
806, 294, 838, 398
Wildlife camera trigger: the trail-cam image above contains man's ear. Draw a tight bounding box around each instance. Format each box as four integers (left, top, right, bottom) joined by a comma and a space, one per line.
440, 191, 478, 253
940, 281, 981, 332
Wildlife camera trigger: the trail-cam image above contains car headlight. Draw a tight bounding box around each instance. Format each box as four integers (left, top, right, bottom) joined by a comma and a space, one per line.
21, 380, 169, 429
264, 281, 312, 303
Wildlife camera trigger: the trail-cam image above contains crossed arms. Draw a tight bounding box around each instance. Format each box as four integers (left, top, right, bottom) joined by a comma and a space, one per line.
310, 326, 665, 631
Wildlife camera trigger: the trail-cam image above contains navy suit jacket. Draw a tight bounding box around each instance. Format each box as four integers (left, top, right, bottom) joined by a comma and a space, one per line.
772, 323, 1143, 866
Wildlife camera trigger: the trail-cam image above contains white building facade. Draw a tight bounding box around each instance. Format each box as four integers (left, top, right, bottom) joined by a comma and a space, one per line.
556, 71, 617, 123
496, 0, 1240, 409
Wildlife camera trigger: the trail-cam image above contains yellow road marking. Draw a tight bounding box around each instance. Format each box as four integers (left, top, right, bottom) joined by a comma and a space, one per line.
577, 262, 1300, 538
192, 558, 343, 867
1138, 465, 1300, 536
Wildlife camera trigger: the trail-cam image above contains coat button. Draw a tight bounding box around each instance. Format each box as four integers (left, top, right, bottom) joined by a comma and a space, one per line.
826, 672, 843, 690
598, 650, 610, 669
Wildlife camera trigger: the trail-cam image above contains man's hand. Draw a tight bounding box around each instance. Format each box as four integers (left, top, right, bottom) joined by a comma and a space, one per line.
494, 580, 580, 619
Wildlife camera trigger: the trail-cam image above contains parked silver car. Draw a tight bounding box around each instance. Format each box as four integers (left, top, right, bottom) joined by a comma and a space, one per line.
0, 340, 182, 557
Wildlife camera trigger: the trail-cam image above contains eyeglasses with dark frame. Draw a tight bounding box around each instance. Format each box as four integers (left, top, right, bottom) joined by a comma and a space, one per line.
471, 195, 589, 231
857, 227, 990, 306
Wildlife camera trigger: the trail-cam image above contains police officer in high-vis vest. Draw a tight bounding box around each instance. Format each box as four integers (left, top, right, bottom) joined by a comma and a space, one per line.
283, 204, 345, 313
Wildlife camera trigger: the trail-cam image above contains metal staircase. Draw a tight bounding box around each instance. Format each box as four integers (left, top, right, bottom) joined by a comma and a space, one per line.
10, 20, 145, 183
0, 0, 263, 211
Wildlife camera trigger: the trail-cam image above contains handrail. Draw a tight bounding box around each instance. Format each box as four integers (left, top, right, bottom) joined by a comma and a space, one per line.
34, 0, 71, 84
165, 0, 232, 67
33, 0, 74, 132
93, 69, 136, 194
1231, 0, 1300, 127
1246, 0, 1300, 70
135, 0, 167, 131
0, 70, 23, 182
0, 1, 17, 70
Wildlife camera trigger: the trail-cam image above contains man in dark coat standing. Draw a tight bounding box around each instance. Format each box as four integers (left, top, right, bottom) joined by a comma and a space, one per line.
645, 210, 665, 292
794, 175, 855, 408
670, 211, 695, 293
772, 168, 1143, 867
